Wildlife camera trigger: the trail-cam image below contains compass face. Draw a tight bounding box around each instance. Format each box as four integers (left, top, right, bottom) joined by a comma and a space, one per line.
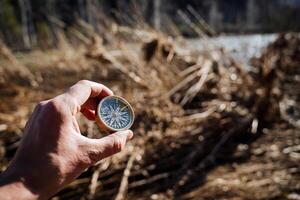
97, 96, 134, 131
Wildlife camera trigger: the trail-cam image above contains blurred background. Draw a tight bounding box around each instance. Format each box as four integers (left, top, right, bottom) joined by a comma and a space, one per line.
0, 0, 300, 200
1, 0, 300, 49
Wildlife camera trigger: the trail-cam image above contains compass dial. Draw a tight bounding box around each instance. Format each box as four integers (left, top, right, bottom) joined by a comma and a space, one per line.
97, 96, 134, 132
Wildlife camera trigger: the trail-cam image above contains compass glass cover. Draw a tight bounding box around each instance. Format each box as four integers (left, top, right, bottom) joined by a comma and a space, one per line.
99, 96, 133, 131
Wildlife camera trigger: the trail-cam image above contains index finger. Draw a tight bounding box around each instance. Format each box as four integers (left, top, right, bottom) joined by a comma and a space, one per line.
62, 80, 113, 113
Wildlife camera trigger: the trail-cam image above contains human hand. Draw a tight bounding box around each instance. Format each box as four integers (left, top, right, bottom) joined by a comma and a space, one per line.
0, 80, 133, 199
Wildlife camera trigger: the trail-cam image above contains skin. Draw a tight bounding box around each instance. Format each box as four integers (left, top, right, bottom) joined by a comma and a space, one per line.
0, 80, 133, 200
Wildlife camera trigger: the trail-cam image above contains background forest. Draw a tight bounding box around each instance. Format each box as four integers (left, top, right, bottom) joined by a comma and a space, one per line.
1, 0, 300, 50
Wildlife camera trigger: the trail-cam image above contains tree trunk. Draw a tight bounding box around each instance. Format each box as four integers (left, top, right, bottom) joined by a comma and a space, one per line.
78, 0, 87, 21
153, 0, 161, 30
86, 0, 97, 30
208, 1, 222, 31
26, 0, 36, 47
18, 0, 36, 49
45, 0, 57, 48
18, 0, 31, 49
0, 2, 7, 43
246, 0, 258, 30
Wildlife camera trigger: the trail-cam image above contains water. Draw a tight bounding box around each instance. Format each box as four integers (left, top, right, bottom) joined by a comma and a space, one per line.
186, 34, 278, 64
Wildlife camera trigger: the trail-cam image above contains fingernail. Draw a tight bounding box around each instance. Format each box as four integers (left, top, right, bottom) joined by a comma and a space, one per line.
127, 130, 133, 140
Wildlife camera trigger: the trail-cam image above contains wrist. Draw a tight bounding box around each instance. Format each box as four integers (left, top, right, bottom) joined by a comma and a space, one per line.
0, 167, 39, 200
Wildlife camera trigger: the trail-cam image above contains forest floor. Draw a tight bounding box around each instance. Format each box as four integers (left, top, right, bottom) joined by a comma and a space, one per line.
0, 29, 299, 200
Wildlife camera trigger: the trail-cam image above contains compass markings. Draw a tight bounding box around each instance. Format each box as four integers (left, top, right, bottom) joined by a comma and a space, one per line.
100, 97, 132, 130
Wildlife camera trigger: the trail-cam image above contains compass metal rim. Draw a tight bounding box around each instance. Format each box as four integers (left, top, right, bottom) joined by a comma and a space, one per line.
96, 95, 134, 132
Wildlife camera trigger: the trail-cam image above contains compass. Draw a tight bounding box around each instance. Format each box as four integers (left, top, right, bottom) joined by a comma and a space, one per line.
96, 96, 134, 133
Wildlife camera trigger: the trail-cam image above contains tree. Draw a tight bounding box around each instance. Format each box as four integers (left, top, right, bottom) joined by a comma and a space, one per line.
18, 0, 36, 49
153, 0, 161, 30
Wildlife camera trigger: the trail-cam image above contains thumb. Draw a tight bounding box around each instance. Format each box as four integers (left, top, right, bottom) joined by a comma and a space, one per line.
82, 130, 133, 164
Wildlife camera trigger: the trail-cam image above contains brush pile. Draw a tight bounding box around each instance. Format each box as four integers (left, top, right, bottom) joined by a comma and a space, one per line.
0, 28, 299, 200
252, 33, 300, 128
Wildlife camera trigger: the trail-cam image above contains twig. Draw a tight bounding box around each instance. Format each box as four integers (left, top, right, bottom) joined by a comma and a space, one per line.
186, 5, 216, 36
168, 68, 199, 96
181, 60, 212, 105
128, 173, 170, 189
179, 63, 201, 77
179, 107, 216, 123
89, 168, 101, 198
115, 152, 137, 200
177, 10, 208, 39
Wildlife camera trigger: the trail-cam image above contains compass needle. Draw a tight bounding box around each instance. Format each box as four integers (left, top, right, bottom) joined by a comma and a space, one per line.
121, 105, 128, 111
